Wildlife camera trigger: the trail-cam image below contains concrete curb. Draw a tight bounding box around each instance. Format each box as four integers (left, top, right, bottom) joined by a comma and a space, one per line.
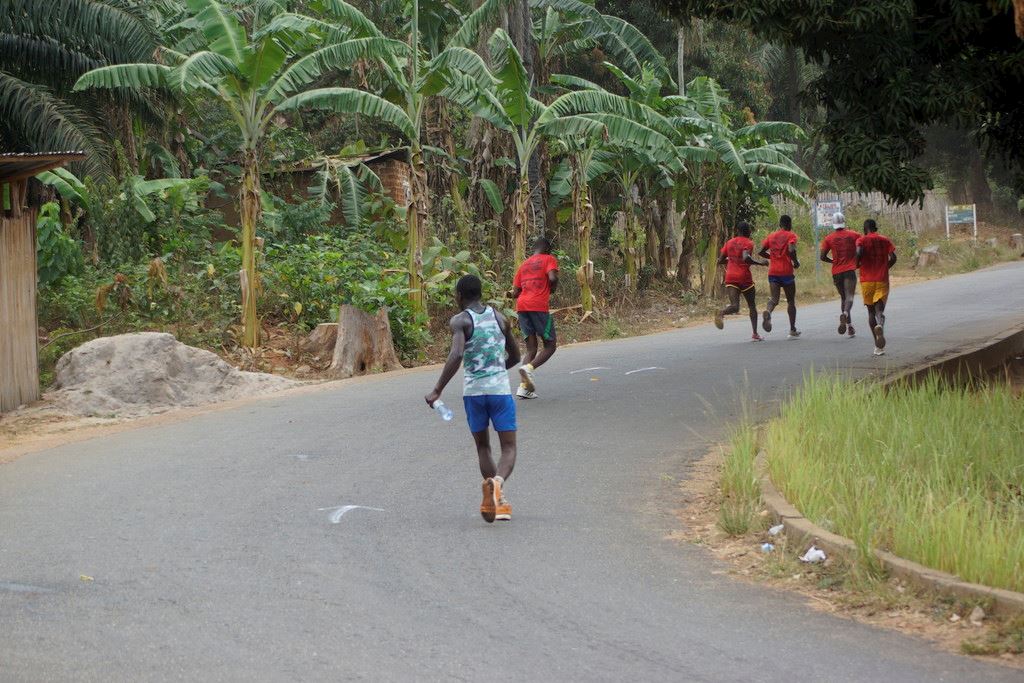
758, 322, 1024, 616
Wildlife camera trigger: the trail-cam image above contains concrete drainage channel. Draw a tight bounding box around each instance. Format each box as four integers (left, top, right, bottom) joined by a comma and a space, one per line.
758, 322, 1024, 617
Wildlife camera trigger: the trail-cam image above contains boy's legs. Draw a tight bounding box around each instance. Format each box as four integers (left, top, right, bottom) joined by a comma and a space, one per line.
715, 286, 741, 328
742, 287, 759, 336
496, 431, 516, 481
471, 429, 497, 479
763, 281, 781, 332
783, 282, 798, 331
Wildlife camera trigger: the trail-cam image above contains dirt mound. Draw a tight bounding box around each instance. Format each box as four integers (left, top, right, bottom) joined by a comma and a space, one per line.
51, 332, 298, 417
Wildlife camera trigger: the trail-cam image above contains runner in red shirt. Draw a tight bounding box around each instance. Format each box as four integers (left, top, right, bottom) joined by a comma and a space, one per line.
511, 237, 559, 399
714, 222, 769, 341
819, 212, 859, 338
757, 214, 801, 338
856, 219, 897, 356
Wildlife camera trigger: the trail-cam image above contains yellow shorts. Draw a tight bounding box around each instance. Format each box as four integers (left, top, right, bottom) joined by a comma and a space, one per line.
861, 281, 889, 305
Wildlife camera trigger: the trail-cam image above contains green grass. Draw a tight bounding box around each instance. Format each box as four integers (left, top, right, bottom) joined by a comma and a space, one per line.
767, 373, 1024, 593
718, 422, 761, 536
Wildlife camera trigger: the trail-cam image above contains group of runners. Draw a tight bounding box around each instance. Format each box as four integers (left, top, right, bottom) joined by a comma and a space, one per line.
715, 212, 897, 356
425, 216, 897, 524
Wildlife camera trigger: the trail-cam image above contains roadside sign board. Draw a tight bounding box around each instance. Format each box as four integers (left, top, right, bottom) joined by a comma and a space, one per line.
814, 201, 843, 229
811, 200, 843, 273
945, 204, 977, 239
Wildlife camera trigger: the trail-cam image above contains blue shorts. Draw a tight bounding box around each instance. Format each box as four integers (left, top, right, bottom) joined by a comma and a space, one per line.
463, 394, 517, 433
768, 275, 796, 286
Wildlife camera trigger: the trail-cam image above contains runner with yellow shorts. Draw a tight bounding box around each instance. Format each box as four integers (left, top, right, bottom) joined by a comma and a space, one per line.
855, 220, 897, 356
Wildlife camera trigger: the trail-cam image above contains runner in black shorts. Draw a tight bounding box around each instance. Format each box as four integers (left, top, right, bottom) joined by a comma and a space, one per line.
819, 213, 859, 338
511, 237, 559, 399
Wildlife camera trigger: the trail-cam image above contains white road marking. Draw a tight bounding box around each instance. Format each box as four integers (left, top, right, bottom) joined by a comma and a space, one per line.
286, 454, 314, 460
624, 367, 665, 375
0, 582, 53, 593
318, 505, 386, 524
570, 366, 610, 374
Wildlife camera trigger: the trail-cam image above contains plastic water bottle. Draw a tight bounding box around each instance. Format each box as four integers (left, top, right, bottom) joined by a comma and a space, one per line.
433, 400, 453, 422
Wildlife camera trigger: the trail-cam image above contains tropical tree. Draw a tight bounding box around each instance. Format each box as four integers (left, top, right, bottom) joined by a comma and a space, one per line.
1, 0, 162, 176
74, 0, 406, 347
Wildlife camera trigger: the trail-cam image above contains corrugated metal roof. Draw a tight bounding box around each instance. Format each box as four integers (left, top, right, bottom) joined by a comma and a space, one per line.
0, 151, 86, 182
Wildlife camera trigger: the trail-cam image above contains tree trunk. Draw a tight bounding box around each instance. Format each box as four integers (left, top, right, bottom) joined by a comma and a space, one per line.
240, 151, 260, 348
624, 191, 638, 291
702, 184, 724, 297
572, 157, 595, 316
967, 144, 992, 211
513, 171, 529, 264
329, 305, 403, 378
507, 0, 544, 237
676, 23, 686, 96
407, 142, 428, 314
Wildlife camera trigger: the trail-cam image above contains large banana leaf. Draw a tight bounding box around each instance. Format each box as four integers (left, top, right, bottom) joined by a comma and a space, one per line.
421, 46, 497, 96
544, 89, 677, 140
436, 71, 514, 132
478, 178, 504, 214
537, 114, 606, 141
734, 120, 807, 142
530, 0, 603, 21
548, 73, 603, 92
275, 87, 416, 141
186, 0, 247, 62
171, 51, 240, 91
310, 0, 383, 38
73, 63, 174, 91
266, 37, 409, 102
488, 29, 534, 129
598, 15, 672, 85
449, 0, 512, 48
710, 136, 745, 177
241, 38, 287, 90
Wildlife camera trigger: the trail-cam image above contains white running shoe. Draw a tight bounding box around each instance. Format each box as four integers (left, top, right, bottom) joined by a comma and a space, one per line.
515, 386, 538, 399
519, 364, 536, 392
788, 329, 801, 339
873, 347, 886, 356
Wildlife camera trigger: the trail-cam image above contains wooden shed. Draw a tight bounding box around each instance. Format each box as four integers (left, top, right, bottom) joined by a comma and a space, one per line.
0, 151, 84, 413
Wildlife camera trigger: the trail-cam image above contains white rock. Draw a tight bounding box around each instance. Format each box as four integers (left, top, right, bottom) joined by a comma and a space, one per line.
50, 332, 297, 417
969, 605, 986, 624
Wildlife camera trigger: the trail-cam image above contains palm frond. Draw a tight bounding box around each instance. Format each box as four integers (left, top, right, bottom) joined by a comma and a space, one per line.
275, 87, 417, 141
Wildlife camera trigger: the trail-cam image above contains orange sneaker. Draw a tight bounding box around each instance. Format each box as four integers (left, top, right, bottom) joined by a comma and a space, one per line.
494, 478, 511, 521
480, 478, 496, 523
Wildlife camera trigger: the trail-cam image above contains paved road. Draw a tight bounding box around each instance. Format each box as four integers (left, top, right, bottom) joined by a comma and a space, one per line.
3, 263, 1023, 681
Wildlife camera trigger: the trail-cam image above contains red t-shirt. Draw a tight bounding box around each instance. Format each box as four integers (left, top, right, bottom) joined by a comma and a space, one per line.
721, 236, 755, 286
514, 253, 559, 312
820, 229, 859, 275
857, 232, 895, 283
762, 230, 798, 277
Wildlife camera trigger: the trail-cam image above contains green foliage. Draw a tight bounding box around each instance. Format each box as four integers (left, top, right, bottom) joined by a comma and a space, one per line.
36, 202, 84, 286
262, 230, 429, 357
657, 0, 1024, 203
768, 373, 1024, 593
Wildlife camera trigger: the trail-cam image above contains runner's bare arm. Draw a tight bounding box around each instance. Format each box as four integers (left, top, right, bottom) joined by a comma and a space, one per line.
425, 314, 469, 406
790, 245, 800, 269
495, 312, 521, 369
743, 249, 768, 267
855, 245, 863, 268
758, 245, 770, 259
717, 252, 728, 265
820, 246, 833, 264
888, 252, 897, 268
548, 269, 559, 294
511, 286, 522, 299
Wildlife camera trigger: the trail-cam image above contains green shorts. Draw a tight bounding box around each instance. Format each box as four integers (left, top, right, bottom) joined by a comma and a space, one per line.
518, 311, 556, 342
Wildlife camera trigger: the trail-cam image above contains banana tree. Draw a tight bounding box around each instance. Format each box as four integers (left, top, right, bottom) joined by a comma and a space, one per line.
275, 0, 513, 315
75, 0, 406, 347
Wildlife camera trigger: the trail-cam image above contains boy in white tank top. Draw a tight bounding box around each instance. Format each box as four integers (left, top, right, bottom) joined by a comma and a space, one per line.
426, 275, 521, 523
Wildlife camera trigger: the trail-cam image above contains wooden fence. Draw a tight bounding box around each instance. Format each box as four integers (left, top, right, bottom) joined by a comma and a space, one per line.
775, 190, 949, 234
0, 189, 40, 412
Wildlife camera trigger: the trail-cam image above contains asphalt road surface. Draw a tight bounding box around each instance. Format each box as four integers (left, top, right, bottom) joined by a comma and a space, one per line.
3, 263, 1023, 681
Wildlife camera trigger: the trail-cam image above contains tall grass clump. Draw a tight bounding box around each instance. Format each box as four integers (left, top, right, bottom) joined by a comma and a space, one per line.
767, 373, 1024, 592
718, 423, 761, 536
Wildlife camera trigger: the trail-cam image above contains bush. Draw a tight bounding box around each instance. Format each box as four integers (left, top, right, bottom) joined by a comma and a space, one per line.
36, 202, 83, 286
262, 230, 428, 358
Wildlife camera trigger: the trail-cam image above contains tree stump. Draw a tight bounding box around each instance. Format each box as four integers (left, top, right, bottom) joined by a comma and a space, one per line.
301, 323, 337, 358
916, 245, 940, 268
328, 305, 402, 379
